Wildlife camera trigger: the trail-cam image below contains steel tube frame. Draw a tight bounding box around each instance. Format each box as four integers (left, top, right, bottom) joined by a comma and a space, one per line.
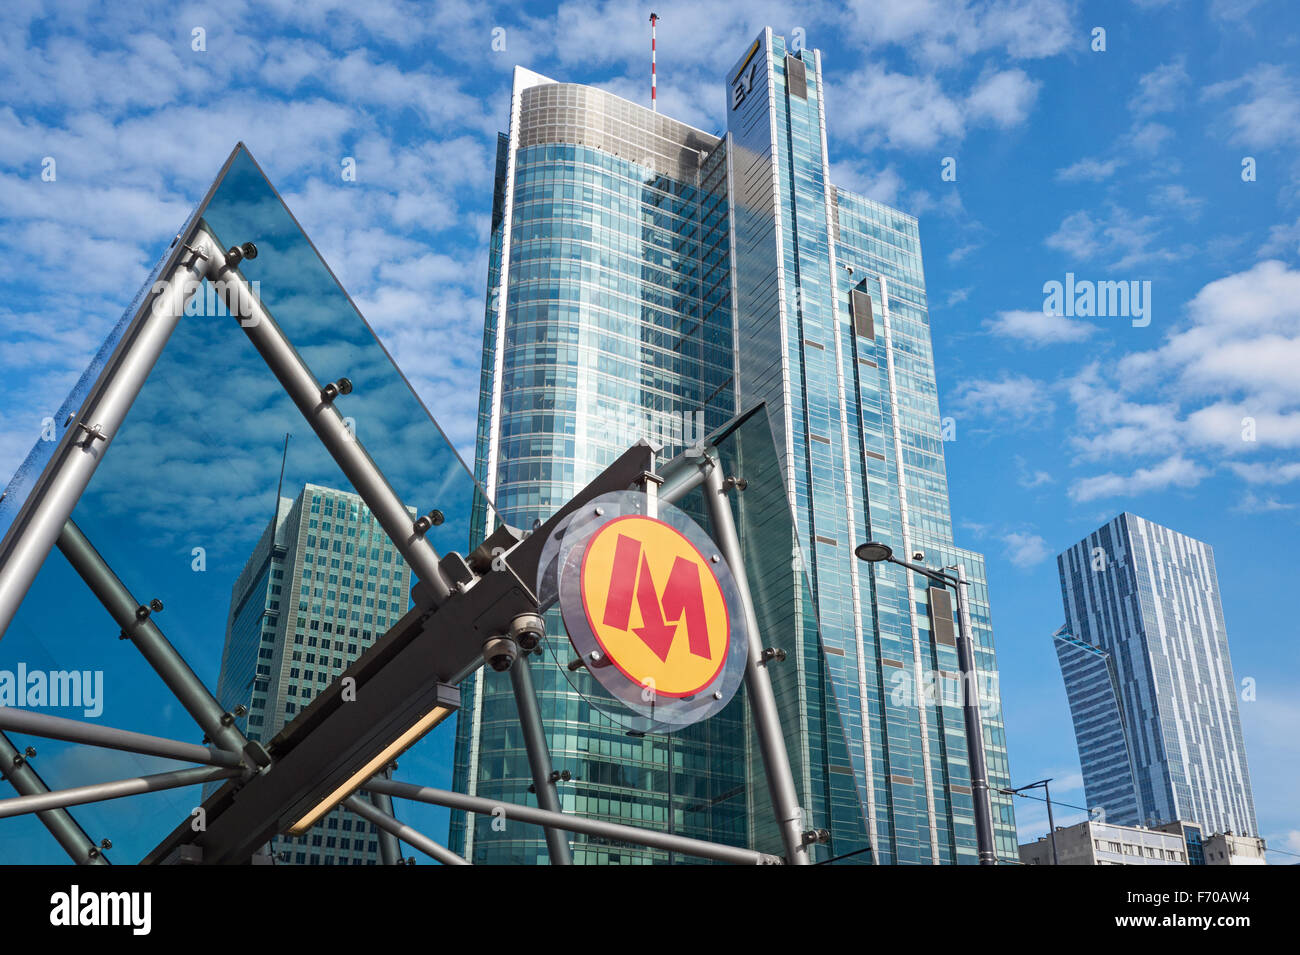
950, 564, 998, 865
0, 731, 109, 865
193, 225, 453, 604
0, 708, 242, 769
698, 457, 811, 865
509, 651, 573, 865
0, 764, 238, 820
0, 236, 212, 641
367, 777, 781, 865
344, 794, 469, 866
56, 519, 253, 757
886, 554, 997, 865
368, 768, 403, 865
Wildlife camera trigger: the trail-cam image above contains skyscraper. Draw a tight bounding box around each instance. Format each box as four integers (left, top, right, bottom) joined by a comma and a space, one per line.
452, 28, 1017, 864
1056, 513, 1257, 836
214, 483, 414, 864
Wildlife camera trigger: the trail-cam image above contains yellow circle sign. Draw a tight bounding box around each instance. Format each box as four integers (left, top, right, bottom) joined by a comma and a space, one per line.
579, 515, 730, 699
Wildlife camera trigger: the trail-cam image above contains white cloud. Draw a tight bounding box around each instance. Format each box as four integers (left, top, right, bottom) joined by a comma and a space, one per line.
1129, 60, 1189, 117
1055, 157, 1123, 183
828, 67, 964, 150
1069, 454, 1210, 502
952, 373, 1054, 423
984, 309, 1096, 345
966, 68, 1040, 127
1229, 461, 1300, 485
1203, 64, 1300, 148
1003, 531, 1051, 567
1045, 205, 1183, 270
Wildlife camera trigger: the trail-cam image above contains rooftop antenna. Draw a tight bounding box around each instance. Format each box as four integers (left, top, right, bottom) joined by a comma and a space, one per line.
650, 12, 658, 112
271, 431, 290, 535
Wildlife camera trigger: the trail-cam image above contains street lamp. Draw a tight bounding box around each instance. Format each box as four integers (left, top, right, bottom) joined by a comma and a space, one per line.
1000, 778, 1058, 865
855, 540, 998, 866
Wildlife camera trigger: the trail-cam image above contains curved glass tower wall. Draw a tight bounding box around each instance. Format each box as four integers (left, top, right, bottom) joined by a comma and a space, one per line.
451, 70, 743, 864
453, 31, 1017, 864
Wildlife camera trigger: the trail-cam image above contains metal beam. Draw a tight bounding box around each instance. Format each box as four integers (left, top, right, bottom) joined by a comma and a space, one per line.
0, 765, 238, 820
194, 224, 453, 605
344, 794, 469, 866
0, 234, 212, 641
368, 767, 403, 865
0, 708, 243, 769
700, 456, 811, 864
508, 651, 573, 864
367, 777, 782, 865
55, 520, 256, 760
0, 731, 109, 865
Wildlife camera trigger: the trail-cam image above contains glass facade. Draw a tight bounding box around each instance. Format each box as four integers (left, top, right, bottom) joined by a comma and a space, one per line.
1057, 513, 1257, 836
452, 32, 1016, 864
0, 145, 488, 863
212, 484, 414, 865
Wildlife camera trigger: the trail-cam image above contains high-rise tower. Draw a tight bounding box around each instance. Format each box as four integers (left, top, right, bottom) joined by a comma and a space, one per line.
1057, 513, 1257, 836
452, 29, 1017, 864
214, 483, 414, 864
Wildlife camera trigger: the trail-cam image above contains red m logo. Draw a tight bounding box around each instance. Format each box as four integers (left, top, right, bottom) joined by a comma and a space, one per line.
600, 533, 712, 663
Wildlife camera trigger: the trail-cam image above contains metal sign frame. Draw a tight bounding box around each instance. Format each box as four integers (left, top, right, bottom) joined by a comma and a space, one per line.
0, 158, 813, 866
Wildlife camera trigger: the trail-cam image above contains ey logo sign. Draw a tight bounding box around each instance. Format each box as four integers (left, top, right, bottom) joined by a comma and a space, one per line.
579, 515, 729, 698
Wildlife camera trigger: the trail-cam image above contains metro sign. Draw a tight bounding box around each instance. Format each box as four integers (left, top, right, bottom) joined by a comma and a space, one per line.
580, 516, 729, 699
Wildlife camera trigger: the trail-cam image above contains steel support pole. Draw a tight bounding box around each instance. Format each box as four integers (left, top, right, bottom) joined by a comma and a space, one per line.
194, 225, 452, 604
701, 459, 810, 864
0, 731, 109, 865
367, 777, 781, 865
0, 708, 242, 768
0, 765, 238, 820
951, 567, 997, 866
1045, 781, 1059, 865
56, 519, 254, 759
0, 238, 211, 641
344, 795, 469, 866
508, 651, 573, 865
657, 450, 710, 505
368, 766, 402, 865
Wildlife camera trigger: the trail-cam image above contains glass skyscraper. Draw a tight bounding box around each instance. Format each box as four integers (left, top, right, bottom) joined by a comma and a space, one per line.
214, 483, 414, 864
452, 29, 1017, 864
1057, 513, 1257, 836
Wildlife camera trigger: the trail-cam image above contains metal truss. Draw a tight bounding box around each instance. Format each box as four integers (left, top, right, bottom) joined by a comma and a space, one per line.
0, 211, 814, 866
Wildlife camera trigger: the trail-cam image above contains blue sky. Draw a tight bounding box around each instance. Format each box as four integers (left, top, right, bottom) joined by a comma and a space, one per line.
1, 0, 1298, 863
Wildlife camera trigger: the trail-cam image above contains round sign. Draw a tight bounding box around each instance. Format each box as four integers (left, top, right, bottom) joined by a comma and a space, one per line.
537, 490, 749, 731
579, 514, 730, 699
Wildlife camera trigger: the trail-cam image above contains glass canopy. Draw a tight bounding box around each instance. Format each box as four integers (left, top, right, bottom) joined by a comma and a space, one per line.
0, 145, 491, 862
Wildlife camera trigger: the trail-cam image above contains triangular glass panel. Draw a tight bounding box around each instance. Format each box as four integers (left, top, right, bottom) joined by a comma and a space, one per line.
0, 145, 492, 862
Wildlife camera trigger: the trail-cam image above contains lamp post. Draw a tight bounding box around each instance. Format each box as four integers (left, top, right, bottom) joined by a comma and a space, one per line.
1001, 778, 1058, 865
855, 541, 998, 865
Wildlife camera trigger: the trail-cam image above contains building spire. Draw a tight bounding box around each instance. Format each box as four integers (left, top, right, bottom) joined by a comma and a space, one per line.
649, 12, 658, 111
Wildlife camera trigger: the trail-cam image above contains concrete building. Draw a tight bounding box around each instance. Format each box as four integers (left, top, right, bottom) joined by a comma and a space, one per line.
1202, 831, 1267, 865
1020, 819, 1190, 866
451, 27, 1016, 864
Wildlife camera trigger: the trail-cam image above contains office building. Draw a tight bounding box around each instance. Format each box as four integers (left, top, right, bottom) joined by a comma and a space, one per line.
451, 28, 1017, 864
1019, 818, 1190, 866
1056, 513, 1257, 836
213, 483, 413, 864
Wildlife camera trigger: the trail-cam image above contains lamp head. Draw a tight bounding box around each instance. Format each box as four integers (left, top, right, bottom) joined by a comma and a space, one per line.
855, 541, 893, 563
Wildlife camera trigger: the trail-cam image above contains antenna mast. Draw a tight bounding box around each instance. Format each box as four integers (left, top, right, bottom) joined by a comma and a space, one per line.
650, 12, 658, 112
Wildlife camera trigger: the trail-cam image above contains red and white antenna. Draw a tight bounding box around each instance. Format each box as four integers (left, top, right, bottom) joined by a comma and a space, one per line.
650, 12, 658, 112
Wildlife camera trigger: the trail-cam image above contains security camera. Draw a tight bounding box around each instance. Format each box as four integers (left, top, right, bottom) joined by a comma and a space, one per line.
482, 635, 519, 672
912, 551, 925, 562
509, 612, 545, 652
